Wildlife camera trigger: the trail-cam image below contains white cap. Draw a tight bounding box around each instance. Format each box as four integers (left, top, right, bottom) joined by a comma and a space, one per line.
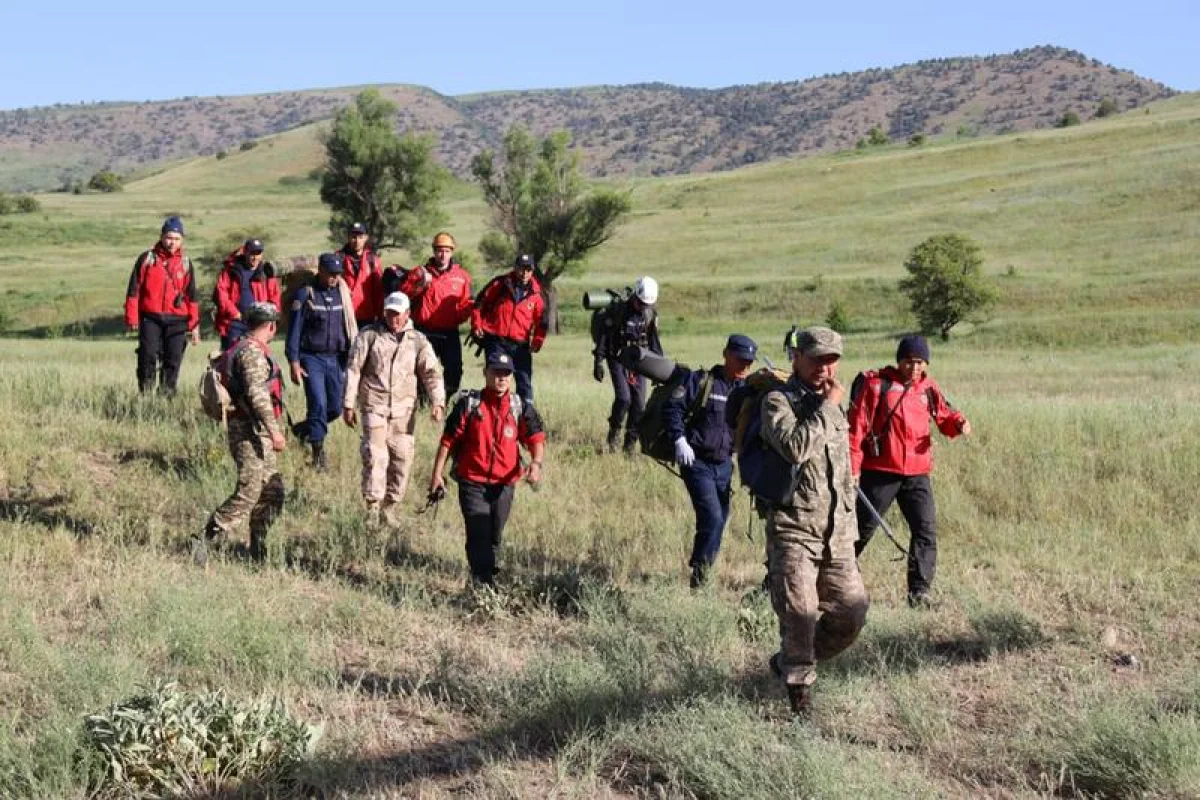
383, 292, 410, 313
634, 276, 659, 305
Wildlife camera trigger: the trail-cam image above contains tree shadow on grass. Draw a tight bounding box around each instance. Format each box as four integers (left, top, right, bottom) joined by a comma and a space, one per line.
118, 448, 197, 480
0, 492, 97, 537
9, 314, 130, 339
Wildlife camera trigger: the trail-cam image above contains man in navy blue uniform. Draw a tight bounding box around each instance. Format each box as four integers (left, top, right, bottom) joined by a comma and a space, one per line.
663, 334, 758, 587
286, 253, 358, 471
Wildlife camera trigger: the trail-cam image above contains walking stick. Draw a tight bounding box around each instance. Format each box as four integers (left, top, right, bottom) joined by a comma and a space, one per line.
855, 485, 908, 560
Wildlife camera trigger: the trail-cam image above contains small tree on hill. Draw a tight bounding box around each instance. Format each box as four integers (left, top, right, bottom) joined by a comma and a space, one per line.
1095, 98, 1118, 118
1056, 111, 1081, 128
899, 233, 996, 340
471, 125, 631, 332
867, 125, 888, 146
88, 170, 124, 193
319, 89, 448, 252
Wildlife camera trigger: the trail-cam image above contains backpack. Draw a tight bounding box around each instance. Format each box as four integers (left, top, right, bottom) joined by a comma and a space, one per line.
589, 288, 630, 351
849, 369, 938, 457
198, 345, 238, 423
731, 368, 806, 507
637, 367, 711, 466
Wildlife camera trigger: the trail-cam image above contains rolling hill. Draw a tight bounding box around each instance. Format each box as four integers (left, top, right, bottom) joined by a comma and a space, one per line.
0, 45, 1173, 191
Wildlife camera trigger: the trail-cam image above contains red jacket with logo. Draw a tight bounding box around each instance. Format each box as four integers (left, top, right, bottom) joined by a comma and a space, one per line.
124, 244, 200, 330
397, 260, 473, 332
440, 388, 545, 485
472, 272, 548, 351
213, 257, 282, 337
336, 248, 384, 324
848, 366, 966, 477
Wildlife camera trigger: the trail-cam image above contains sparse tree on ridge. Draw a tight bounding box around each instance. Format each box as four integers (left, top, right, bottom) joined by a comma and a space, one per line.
319, 89, 448, 253
471, 126, 631, 332
899, 233, 996, 340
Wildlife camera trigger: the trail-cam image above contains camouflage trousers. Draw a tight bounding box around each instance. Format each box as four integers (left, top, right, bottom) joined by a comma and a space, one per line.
207, 419, 285, 545
360, 412, 416, 509
765, 505, 869, 686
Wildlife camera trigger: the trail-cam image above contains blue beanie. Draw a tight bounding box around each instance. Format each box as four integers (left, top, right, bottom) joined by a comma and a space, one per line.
161, 216, 185, 236
897, 334, 931, 363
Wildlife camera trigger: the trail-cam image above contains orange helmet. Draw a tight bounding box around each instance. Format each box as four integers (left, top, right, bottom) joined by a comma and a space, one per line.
432, 232, 456, 251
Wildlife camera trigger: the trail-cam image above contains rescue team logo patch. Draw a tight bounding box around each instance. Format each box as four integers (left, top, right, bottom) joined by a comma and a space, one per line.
503, 426, 515, 439
671, 385, 686, 399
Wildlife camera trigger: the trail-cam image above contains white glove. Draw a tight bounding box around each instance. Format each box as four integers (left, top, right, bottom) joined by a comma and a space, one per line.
674, 437, 695, 467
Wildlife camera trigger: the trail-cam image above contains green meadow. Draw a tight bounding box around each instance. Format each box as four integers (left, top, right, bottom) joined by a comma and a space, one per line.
0, 93, 1198, 797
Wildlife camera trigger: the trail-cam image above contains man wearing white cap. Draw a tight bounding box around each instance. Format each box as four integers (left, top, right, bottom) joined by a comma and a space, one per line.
343, 291, 445, 521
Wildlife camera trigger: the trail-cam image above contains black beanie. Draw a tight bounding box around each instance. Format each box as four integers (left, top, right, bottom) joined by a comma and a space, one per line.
896, 334, 931, 363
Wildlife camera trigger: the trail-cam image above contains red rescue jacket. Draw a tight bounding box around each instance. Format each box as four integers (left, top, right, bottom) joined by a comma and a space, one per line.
848, 366, 966, 477
213, 255, 282, 337
440, 388, 545, 485
124, 244, 200, 330
397, 260, 473, 332
471, 272, 547, 351
336, 248, 384, 324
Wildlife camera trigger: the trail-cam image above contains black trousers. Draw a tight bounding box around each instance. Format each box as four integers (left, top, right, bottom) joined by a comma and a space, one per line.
137, 316, 189, 394
420, 328, 463, 399
457, 480, 515, 584
854, 471, 937, 597
606, 357, 648, 433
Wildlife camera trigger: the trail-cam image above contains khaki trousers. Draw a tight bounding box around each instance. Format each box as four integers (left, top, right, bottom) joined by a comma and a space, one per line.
360, 411, 416, 508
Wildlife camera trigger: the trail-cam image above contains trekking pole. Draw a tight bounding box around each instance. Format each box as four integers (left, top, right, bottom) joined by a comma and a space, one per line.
855, 486, 908, 560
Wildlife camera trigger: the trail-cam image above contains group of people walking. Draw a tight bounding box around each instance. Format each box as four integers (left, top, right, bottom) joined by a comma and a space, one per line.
123, 216, 972, 717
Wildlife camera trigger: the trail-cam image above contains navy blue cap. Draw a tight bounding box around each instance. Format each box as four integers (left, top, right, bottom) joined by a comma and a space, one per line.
486, 350, 514, 373
317, 252, 343, 274
896, 334, 931, 363
515, 253, 535, 270
348, 222, 368, 235
726, 334, 758, 361
161, 216, 184, 236
244, 238, 264, 254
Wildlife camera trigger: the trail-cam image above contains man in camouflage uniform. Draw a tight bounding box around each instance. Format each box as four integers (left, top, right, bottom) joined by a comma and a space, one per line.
759, 326, 870, 716
343, 291, 445, 523
196, 302, 287, 564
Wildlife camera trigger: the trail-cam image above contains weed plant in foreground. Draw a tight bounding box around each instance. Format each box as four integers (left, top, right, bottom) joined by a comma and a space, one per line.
0, 334, 1198, 798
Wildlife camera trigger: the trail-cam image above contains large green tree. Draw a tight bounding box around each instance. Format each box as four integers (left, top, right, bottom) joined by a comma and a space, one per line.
899, 233, 997, 340
470, 126, 631, 330
319, 89, 448, 252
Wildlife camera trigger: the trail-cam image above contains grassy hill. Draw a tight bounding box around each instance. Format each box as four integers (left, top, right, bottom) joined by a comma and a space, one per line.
0, 46, 1174, 191
0, 91, 1198, 798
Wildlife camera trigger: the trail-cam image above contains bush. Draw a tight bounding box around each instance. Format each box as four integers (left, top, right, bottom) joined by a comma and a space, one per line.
825, 299, 850, 332
867, 125, 888, 146
1056, 111, 1081, 128
239, 140, 258, 152
87, 170, 124, 193
1096, 98, 1119, 118
899, 233, 997, 340
82, 680, 320, 799
215, 149, 227, 160
0, 193, 41, 215
908, 133, 926, 147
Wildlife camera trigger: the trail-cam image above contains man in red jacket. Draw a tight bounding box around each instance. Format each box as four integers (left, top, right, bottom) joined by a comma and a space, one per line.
429, 350, 546, 585
213, 238, 281, 350
124, 216, 201, 395
385, 231, 473, 399
471, 253, 546, 403
336, 222, 384, 326
848, 334, 971, 607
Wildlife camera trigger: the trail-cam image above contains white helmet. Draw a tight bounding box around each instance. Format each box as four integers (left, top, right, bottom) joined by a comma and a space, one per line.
634, 276, 659, 305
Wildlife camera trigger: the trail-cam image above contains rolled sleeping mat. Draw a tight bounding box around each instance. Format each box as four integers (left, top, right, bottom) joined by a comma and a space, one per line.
582, 290, 614, 310
619, 345, 681, 383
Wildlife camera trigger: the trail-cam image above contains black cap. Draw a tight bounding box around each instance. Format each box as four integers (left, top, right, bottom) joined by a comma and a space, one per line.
348, 222, 368, 236
726, 334, 758, 361
244, 238, 264, 254
317, 252, 343, 274
485, 350, 514, 373
515, 253, 535, 270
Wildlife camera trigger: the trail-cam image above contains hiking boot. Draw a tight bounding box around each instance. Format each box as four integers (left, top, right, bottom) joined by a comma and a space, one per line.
312, 442, 328, 472
605, 427, 621, 453
907, 591, 933, 610
689, 563, 710, 589
622, 429, 638, 456
786, 683, 813, 718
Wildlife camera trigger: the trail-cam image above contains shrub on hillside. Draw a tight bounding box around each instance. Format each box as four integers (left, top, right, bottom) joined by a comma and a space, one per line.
82, 680, 320, 798
1056, 111, 1081, 128
239, 140, 258, 151
0, 192, 42, 214
867, 125, 888, 146
825, 299, 850, 333
908, 133, 926, 147
87, 170, 124, 193
1095, 98, 1119, 118
899, 233, 996, 340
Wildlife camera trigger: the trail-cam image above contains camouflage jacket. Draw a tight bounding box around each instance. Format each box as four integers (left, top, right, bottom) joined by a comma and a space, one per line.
229, 340, 283, 437
343, 319, 445, 421
759, 375, 856, 539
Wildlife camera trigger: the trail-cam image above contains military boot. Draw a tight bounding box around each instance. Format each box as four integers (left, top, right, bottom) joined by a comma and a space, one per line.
605, 426, 621, 453
622, 428, 638, 456
248, 530, 267, 563
689, 563, 710, 589
312, 442, 329, 472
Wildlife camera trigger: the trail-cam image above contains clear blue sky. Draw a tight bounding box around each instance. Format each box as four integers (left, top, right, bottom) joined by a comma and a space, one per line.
2, 0, 1194, 110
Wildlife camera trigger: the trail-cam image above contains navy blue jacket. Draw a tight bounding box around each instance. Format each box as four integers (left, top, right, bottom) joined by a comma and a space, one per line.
286, 283, 349, 362
663, 365, 743, 463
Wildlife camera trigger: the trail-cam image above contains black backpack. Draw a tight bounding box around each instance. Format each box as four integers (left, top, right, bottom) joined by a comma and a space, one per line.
732, 368, 807, 507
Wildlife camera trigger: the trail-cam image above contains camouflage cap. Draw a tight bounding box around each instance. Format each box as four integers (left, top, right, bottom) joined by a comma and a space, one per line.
244, 302, 279, 327
794, 326, 843, 358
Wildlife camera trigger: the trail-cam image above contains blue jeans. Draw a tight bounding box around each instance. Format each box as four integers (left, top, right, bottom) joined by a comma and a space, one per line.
681, 458, 734, 568
299, 352, 344, 444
